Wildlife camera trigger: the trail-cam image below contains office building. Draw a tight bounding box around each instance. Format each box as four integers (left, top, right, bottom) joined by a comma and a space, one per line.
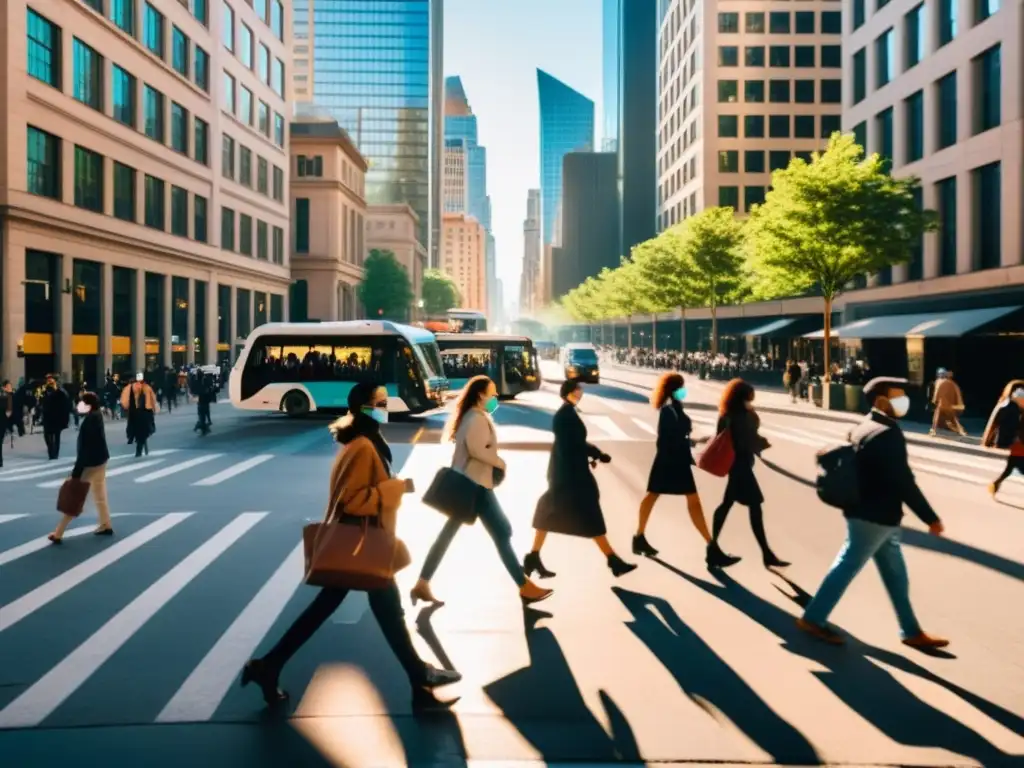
555, 152, 620, 298
365, 205, 428, 319
2, 0, 291, 384
443, 138, 469, 213
442, 213, 486, 311
291, 0, 443, 265
520, 189, 542, 314
657, 0, 843, 228
289, 120, 366, 322
603, 0, 658, 257
538, 70, 595, 246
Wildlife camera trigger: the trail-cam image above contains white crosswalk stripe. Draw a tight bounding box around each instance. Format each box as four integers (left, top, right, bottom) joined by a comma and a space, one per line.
632, 418, 657, 436
0, 451, 176, 483
192, 455, 274, 486
36, 458, 166, 488
0, 516, 125, 567
135, 454, 224, 483
0, 514, 29, 525
586, 414, 631, 441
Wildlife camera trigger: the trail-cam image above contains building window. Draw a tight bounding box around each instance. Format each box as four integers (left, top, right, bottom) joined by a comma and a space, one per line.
974, 45, 1001, 134
795, 11, 815, 33
939, 0, 957, 45
853, 0, 866, 29
718, 187, 739, 209
852, 49, 867, 104
258, 101, 270, 135
258, 43, 269, 83
171, 103, 189, 154
144, 85, 165, 141
745, 187, 765, 209
718, 80, 738, 103
271, 0, 284, 40
769, 115, 790, 138
976, 0, 1001, 22
171, 186, 188, 236
222, 135, 235, 178
905, 4, 926, 69
272, 226, 284, 264
194, 46, 209, 91
223, 3, 234, 50
274, 113, 285, 146
239, 146, 252, 186
794, 46, 815, 68
240, 23, 253, 68
875, 29, 894, 88
110, 0, 135, 35
194, 118, 209, 164
718, 12, 739, 32
744, 150, 765, 173
769, 46, 790, 67
746, 12, 765, 32
821, 11, 842, 34
223, 72, 235, 113
821, 46, 841, 68
113, 162, 135, 222
744, 115, 764, 138
295, 198, 310, 252
257, 220, 268, 260
273, 165, 284, 200
73, 39, 103, 111
144, 175, 165, 230
820, 80, 842, 103
144, 3, 164, 58
718, 115, 738, 138
973, 162, 1000, 270
221, 207, 235, 250
718, 46, 738, 66
27, 10, 61, 88
769, 151, 790, 171
272, 58, 284, 96
907, 187, 924, 279
936, 176, 957, 275
192, 0, 208, 25
875, 107, 894, 170
194, 195, 208, 242
297, 155, 324, 177
795, 115, 816, 139
718, 150, 739, 173
239, 214, 253, 255
936, 71, 957, 149
112, 65, 136, 127
904, 90, 924, 163
745, 46, 764, 67
769, 11, 790, 33
821, 114, 841, 138
769, 80, 790, 102
239, 85, 253, 125
257, 157, 268, 194
172, 27, 189, 77
255, 0, 267, 22
744, 80, 764, 103
853, 121, 867, 150
74, 146, 103, 213
793, 80, 814, 103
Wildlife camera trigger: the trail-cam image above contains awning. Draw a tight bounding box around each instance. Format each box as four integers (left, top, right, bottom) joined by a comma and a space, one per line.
803, 306, 1020, 340
743, 318, 797, 337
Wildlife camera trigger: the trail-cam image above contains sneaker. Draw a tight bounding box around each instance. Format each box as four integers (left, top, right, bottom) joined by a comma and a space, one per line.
902, 632, 949, 649
422, 664, 461, 688
796, 617, 845, 645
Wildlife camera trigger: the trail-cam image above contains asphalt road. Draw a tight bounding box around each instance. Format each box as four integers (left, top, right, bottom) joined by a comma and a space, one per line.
0, 365, 1021, 767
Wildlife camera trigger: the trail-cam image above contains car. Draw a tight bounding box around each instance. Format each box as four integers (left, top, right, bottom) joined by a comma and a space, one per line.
561, 343, 600, 383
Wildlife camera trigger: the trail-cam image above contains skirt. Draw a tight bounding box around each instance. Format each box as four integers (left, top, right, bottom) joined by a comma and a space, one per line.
647, 453, 697, 495
532, 486, 607, 538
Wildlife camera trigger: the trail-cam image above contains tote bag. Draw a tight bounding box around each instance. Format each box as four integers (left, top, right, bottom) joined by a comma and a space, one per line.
422, 466, 482, 524
697, 422, 735, 477
56, 477, 90, 518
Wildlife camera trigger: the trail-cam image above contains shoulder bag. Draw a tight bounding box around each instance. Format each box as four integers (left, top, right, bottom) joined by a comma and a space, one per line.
56, 477, 91, 518
422, 466, 482, 524
697, 419, 736, 477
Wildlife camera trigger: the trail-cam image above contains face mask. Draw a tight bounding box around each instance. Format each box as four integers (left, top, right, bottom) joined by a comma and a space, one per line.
889, 396, 910, 418
363, 406, 388, 424
76, 401, 91, 415
484, 396, 499, 414
1012, 389, 1024, 400
672, 387, 687, 402
136, 373, 144, 382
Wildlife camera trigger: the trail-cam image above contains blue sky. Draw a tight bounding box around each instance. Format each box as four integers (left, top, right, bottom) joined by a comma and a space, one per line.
443, 0, 602, 308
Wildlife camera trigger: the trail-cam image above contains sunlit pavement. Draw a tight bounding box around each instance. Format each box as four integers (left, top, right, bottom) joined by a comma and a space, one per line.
0, 369, 1021, 767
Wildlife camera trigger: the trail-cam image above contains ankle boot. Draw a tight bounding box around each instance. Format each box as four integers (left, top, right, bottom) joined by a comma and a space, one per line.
523, 551, 556, 578
607, 553, 638, 577
763, 552, 791, 569
632, 534, 658, 557
706, 541, 741, 569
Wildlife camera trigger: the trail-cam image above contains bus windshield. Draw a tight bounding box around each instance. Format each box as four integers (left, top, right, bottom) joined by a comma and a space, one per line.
413, 342, 445, 380
568, 348, 598, 365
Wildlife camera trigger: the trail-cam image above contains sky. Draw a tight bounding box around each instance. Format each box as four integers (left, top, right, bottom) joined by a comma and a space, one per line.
443, 0, 603, 310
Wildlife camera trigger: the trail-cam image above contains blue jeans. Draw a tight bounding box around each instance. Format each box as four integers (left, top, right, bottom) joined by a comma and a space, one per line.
803, 518, 923, 638
419, 487, 526, 586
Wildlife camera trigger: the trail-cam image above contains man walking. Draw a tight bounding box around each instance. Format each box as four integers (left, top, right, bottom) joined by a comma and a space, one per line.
40, 374, 71, 459
798, 377, 948, 648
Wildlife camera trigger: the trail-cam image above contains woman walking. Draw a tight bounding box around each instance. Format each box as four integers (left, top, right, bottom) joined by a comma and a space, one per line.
242, 382, 461, 711
634, 372, 741, 568
121, 373, 157, 456
709, 379, 789, 568
49, 392, 114, 543
982, 379, 1024, 498
410, 376, 553, 606
523, 378, 637, 579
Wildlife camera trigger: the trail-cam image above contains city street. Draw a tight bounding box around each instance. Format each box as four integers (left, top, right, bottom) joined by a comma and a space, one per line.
0, 365, 1022, 767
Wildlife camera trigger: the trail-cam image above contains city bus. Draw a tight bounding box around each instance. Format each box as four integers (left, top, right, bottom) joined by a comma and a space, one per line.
435, 333, 540, 398
446, 309, 488, 333
230, 321, 449, 416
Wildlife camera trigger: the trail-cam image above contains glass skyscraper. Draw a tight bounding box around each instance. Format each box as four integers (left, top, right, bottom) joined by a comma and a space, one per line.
444, 76, 489, 229
295, 0, 443, 261
601, 0, 620, 152
537, 70, 595, 246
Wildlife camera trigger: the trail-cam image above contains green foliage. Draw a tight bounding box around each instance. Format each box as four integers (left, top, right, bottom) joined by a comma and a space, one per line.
357, 249, 414, 320
420, 269, 460, 316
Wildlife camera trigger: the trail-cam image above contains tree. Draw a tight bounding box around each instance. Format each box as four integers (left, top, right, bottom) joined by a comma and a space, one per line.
421, 269, 460, 316
746, 133, 938, 380
357, 249, 414, 320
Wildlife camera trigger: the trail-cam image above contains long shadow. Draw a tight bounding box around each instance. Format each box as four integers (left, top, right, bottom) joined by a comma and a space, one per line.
612, 587, 820, 765
659, 561, 1024, 766
483, 609, 640, 763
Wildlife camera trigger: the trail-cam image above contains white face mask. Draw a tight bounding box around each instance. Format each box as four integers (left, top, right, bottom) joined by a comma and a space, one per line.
136, 373, 144, 382
1012, 388, 1024, 400
889, 395, 910, 418
76, 401, 91, 415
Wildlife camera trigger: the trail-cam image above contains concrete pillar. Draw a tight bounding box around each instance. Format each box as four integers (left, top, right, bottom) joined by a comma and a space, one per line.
100, 262, 113, 382
132, 269, 145, 374
1, 240, 27, 383
186, 278, 196, 364
205, 278, 219, 366
955, 169, 973, 274
228, 285, 238, 365
161, 274, 172, 368
922, 180, 940, 279
58, 255, 73, 380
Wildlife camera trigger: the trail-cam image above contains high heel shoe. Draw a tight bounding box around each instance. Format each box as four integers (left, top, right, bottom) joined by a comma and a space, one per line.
706, 541, 741, 569
410, 580, 444, 607
606, 553, 638, 577
47, 533, 62, 545
632, 534, 659, 557
523, 551, 556, 578
240, 659, 288, 707
763, 553, 791, 569
519, 580, 554, 605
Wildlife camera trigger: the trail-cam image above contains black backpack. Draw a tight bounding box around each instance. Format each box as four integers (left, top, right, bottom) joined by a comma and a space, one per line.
816, 443, 861, 509
994, 401, 1022, 449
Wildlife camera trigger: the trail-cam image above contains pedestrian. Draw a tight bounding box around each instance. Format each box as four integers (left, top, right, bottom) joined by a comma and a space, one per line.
798, 377, 949, 648
708, 379, 789, 568
982, 379, 1024, 498
40, 375, 71, 460
930, 369, 967, 437
48, 392, 114, 543
196, 373, 216, 434
121, 372, 158, 456
523, 378, 638, 579
634, 372, 741, 568
0, 380, 13, 468
242, 382, 461, 711
784, 359, 802, 403
410, 375, 553, 606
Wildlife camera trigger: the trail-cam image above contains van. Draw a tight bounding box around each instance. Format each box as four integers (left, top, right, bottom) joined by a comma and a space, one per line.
561, 343, 600, 383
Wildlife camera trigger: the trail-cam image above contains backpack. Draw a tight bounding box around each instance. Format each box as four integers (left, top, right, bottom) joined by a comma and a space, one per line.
994, 401, 1022, 449
815, 443, 861, 509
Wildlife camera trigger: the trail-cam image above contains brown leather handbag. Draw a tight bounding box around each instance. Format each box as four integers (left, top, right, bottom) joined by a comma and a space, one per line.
56, 477, 91, 518
302, 464, 411, 591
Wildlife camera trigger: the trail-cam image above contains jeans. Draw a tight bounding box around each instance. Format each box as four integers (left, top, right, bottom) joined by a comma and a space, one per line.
994, 456, 1024, 489
44, 430, 62, 459
419, 487, 526, 586
803, 518, 923, 638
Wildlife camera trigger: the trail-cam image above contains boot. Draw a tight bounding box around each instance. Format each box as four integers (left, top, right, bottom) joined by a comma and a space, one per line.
632, 533, 658, 557
523, 551, 556, 578
706, 541, 741, 569
606, 553, 638, 577
519, 580, 554, 605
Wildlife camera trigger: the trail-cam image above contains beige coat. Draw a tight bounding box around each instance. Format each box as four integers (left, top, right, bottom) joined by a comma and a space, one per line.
932, 378, 963, 411
327, 435, 406, 539
120, 382, 158, 411
451, 408, 505, 489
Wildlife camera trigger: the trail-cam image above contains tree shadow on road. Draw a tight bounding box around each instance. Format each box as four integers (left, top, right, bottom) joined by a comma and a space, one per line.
611, 586, 820, 766
659, 561, 1024, 767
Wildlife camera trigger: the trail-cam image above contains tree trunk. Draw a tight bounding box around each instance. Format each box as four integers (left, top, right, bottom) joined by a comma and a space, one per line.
822, 296, 833, 384
710, 303, 719, 356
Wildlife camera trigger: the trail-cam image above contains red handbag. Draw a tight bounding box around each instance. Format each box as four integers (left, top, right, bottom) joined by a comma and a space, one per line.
697, 424, 735, 477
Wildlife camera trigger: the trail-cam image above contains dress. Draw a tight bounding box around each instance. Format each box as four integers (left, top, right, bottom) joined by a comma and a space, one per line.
716, 410, 765, 506
647, 402, 698, 495
532, 402, 607, 538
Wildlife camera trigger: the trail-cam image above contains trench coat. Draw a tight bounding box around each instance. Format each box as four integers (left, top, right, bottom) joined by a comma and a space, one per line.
716, 409, 767, 506
647, 401, 698, 495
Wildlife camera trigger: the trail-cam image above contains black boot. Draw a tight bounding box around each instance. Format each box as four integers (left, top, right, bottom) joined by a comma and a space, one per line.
523, 551, 556, 578
763, 552, 791, 569
632, 533, 659, 557
240, 658, 288, 707
706, 541, 741, 569
607, 553, 638, 577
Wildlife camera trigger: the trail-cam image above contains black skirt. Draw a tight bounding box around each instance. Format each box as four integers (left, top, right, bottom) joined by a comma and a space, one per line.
724, 455, 764, 506
646, 452, 697, 495
532, 485, 607, 538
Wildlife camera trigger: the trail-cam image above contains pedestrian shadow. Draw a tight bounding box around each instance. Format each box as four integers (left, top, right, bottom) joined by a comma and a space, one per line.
483, 610, 640, 763
659, 561, 1024, 766
611, 586, 820, 765
759, 457, 815, 487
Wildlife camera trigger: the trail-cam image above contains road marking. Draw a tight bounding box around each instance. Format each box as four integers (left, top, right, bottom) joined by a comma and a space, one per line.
0, 513, 266, 729
36, 459, 167, 489
586, 415, 632, 441
0, 460, 47, 475
0, 513, 192, 633
0, 514, 29, 525
632, 418, 657, 436
157, 541, 304, 722
135, 454, 224, 483
192, 455, 274, 486
0, 451, 176, 483
0, 524, 114, 567
592, 396, 629, 414
410, 427, 425, 444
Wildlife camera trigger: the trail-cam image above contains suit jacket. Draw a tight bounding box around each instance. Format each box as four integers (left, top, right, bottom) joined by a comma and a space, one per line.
72, 411, 110, 479
328, 435, 406, 539
847, 410, 939, 527
452, 408, 505, 489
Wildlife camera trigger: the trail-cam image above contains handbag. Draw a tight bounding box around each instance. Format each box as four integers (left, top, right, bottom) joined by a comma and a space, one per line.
697, 421, 735, 477
422, 466, 482, 524
302, 459, 411, 591
56, 477, 91, 518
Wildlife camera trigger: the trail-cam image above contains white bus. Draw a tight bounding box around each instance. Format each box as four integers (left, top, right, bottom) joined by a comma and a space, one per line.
435, 333, 541, 398
446, 309, 487, 333
229, 321, 449, 416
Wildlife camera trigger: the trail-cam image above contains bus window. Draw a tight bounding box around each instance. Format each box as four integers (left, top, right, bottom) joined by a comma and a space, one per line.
440, 348, 495, 380
242, 336, 392, 386
502, 345, 533, 385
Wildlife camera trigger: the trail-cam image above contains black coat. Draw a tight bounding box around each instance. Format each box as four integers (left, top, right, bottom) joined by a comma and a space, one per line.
717, 409, 767, 506
40, 387, 70, 432
72, 411, 110, 479
647, 402, 698, 495
532, 402, 607, 538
